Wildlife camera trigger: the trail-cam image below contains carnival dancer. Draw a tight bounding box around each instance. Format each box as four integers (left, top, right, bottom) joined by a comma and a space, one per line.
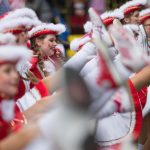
28, 23, 66, 78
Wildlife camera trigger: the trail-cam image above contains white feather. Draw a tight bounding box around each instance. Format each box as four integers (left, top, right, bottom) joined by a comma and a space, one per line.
0, 45, 32, 63
101, 9, 124, 20
140, 8, 150, 17
28, 23, 66, 38
70, 34, 91, 51
120, 0, 147, 13
0, 17, 41, 32
84, 21, 93, 33
0, 33, 16, 44
1, 8, 39, 21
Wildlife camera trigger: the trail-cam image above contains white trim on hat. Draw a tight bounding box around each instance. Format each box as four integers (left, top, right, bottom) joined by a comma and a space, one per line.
84, 21, 93, 33
140, 8, 150, 17
0, 45, 32, 64
70, 34, 91, 51
1, 8, 39, 21
101, 9, 124, 20
120, 0, 147, 13
0, 17, 41, 32
0, 33, 16, 45
28, 23, 66, 38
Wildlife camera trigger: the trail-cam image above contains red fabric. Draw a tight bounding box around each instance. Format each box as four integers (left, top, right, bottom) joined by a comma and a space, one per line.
70, 15, 87, 26
15, 78, 26, 100
140, 15, 150, 23
0, 116, 10, 140
97, 55, 118, 88
30, 56, 43, 80
26, 40, 31, 49
102, 17, 115, 26
11, 105, 24, 132
124, 5, 141, 15
31, 30, 58, 38
35, 81, 49, 98
0, 103, 24, 140
137, 87, 147, 109
128, 79, 142, 140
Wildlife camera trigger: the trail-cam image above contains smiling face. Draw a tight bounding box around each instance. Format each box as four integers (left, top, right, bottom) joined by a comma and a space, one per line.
0, 63, 19, 99
124, 10, 140, 25
36, 34, 57, 57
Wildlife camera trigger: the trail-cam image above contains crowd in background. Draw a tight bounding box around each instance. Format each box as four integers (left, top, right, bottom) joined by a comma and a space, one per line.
0, 0, 131, 35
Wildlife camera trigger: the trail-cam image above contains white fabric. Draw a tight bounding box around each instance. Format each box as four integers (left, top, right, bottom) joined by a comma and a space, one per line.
64, 42, 96, 72
101, 9, 124, 20
84, 21, 93, 33
1, 100, 15, 122
120, 0, 147, 14
38, 105, 94, 150
28, 23, 66, 38
80, 57, 97, 77
23, 136, 53, 150
0, 33, 16, 45
94, 88, 132, 119
138, 25, 149, 56
0, 45, 32, 65
143, 86, 150, 117
140, 8, 150, 17
70, 34, 92, 52
16, 87, 42, 112
1, 7, 38, 21
43, 59, 56, 75
0, 17, 41, 33
96, 112, 135, 146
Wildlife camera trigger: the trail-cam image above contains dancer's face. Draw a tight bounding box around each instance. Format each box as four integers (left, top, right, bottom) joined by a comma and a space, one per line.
130, 10, 140, 24
0, 64, 19, 99
36, 34, 57, 56
124, 10, 140, 25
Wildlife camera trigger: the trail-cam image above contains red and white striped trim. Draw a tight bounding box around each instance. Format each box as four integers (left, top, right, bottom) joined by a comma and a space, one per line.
0, 33, 16, 45
140, 8, 150, 23
101, 9, 124, 26
128, 79, 143, 140
0, 17, 41, 34
120, 0, 146, 16
0, 45, 32, 65
70, 33, 92, 52
28, 23, 66, 39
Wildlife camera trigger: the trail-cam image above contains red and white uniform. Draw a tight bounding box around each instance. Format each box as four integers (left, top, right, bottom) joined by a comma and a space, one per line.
17, 80, 49, 112
28, 23, 66, 76
0, 45, 32, 140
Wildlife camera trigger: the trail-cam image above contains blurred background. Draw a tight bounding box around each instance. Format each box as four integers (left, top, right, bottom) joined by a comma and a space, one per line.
0, 0, 130, 56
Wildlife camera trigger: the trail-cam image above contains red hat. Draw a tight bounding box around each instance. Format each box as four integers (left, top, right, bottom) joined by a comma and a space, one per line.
120, 0, 146, 16
140, 8, 150, 23
0, 45, 32, 65
0, 17, 41, 34
0, 8, 39, 21
101, 9, 124, 26
0, 33, 16, 45
28, 23, 66, 39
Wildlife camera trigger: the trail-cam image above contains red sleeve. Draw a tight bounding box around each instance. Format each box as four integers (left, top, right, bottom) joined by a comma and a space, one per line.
35, 80, 49, 97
